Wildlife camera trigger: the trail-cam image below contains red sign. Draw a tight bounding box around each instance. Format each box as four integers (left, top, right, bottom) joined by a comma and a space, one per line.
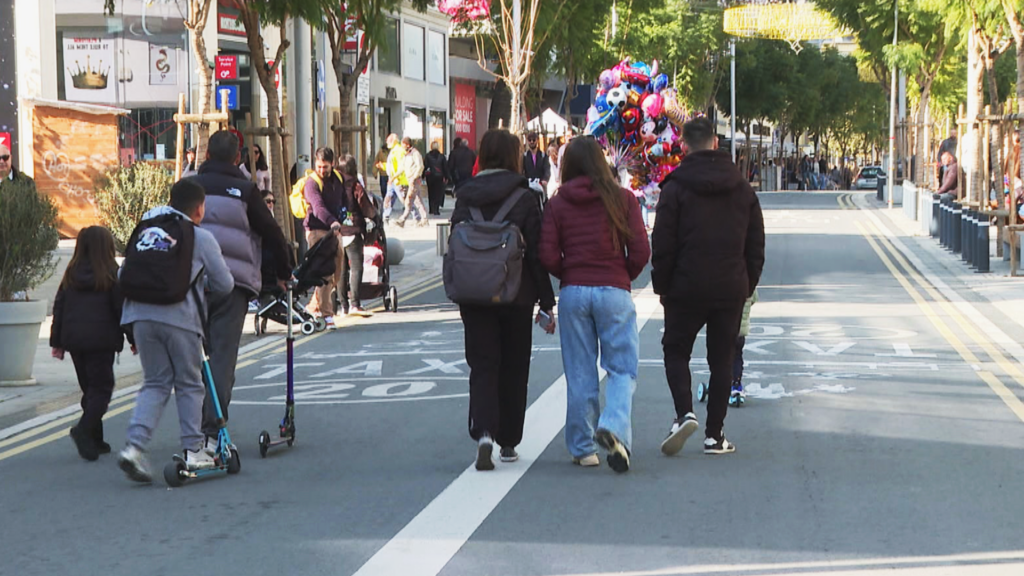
268, 60, 280, 89
0, 132, 10, 151
454, 84, 477, 149
215, 55, 238, 80
218, 13, 247, 37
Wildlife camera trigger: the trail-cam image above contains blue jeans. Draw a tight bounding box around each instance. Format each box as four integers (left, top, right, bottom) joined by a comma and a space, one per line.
558, 285, 639, 458
383, 180, 403, 219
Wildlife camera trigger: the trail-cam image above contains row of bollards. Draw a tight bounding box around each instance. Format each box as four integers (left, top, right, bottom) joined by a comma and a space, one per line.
932, 197, 989, 273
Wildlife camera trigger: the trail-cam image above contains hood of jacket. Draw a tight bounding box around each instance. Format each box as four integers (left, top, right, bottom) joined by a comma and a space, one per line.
556, 176, 605, 205
661, 149, 745, 196
142, 205, 193, 221
68, 259, 100, 292
456, 170, 528, 207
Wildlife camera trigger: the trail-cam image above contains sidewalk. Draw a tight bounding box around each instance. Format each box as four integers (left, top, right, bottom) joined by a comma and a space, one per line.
0, 207, 450, 430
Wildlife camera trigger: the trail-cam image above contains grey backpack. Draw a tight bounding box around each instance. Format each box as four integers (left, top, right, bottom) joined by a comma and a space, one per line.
443, 189, 528, 305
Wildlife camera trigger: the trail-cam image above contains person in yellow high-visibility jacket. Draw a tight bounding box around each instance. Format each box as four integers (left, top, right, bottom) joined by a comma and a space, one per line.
384, 134, 407, 222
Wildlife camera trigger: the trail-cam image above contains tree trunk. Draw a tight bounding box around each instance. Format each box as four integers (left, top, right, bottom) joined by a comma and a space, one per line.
186, 0, 214, 162
915, 81, 932, 186
1006, 0, 1024, 216
509, 81, 524, 135
967, 28, 986, 204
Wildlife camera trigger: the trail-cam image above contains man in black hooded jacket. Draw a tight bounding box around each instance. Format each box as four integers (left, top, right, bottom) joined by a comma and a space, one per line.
651, 118, 765, 457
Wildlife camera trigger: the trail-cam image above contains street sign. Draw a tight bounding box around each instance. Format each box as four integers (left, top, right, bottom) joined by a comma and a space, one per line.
316, 60, 326, 112
215, 55, 238, 80
357, 73, 370, 106
218, 84, 239, 110
0, 132, 11, 151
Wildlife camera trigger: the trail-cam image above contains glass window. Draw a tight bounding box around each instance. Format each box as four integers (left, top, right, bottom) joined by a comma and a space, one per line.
427, 30, 445, 85
404, 106, 427, 157
378, 18, 400, 75
403, 23, 424, 81
429, 110, 446, 153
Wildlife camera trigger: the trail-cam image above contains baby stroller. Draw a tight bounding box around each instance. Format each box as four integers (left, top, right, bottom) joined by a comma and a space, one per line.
254, 233, 339, 336
333, 193, 399, 312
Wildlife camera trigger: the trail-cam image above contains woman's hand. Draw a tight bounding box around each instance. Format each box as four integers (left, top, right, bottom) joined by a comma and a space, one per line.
536, 310, 557, 335
51, 348, 65, 360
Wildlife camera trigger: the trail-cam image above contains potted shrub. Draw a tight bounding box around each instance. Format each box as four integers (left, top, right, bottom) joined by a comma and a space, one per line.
93, 162, 172, 252
0, 177, 60, 385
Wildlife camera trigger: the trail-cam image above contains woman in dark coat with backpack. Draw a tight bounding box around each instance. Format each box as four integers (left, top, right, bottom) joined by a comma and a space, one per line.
449, 129, 556, 471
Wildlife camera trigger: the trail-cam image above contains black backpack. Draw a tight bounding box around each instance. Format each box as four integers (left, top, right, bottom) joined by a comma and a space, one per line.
120, 213, 196, 304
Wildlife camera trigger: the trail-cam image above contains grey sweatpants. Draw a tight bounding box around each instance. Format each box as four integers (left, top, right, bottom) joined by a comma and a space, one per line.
126, 321, 205, 452
202, 287, 248, 437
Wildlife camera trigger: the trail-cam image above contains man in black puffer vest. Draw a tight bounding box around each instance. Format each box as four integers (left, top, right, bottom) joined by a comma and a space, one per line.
652, 117, 765, 458
188, 130, 293, 452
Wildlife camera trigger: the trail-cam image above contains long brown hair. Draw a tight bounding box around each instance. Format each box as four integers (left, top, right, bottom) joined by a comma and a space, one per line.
60, 226, 118, 292
560, 137, 632, 251
477, 129, 522, 173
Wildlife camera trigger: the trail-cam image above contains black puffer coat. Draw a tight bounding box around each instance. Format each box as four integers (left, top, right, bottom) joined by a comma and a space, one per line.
50, 262, 131, 353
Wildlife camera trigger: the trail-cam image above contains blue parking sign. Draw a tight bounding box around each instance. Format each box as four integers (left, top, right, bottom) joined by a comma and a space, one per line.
218, 85, 239, 110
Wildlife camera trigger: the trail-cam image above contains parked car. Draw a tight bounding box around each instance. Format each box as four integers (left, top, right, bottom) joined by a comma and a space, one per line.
855, 166, 885, 190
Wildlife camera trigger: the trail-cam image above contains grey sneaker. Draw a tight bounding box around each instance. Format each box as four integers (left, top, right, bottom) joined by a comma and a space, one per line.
660, 413, 699, 456
595, 428, 630, 473
117, 445, 152, 483
499, 447, 519, 462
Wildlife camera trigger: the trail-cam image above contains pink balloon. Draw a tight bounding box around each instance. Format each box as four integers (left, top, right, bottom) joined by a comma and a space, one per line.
599, 70, 616, 89
642, 94, 664, 118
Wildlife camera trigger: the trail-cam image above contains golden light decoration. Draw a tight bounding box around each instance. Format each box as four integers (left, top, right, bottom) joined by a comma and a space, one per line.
723, 2, 851, 52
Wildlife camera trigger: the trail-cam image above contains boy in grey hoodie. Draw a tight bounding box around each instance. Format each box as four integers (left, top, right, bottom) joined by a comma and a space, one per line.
117, 180, 234, 483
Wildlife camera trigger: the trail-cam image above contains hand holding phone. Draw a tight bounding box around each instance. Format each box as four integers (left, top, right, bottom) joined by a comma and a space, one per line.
536, 310, 556, 334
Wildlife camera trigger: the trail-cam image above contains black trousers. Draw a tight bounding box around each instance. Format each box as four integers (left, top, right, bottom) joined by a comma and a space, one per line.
460, 304, 534, 448
339, 236, 365, 308
662, 298, 744, 440
71, 351, 116, 443
426, 177, 445, 214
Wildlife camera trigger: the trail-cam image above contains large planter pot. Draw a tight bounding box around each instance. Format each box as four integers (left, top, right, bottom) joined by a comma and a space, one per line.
0, 300, 47, 386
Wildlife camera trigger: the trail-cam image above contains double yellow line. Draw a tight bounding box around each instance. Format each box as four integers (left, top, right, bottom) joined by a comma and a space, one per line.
0, 275, 446, 462
843, 194, 1024, 423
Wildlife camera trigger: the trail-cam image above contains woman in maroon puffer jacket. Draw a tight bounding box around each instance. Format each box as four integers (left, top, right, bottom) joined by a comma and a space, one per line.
539, 137, 650, 472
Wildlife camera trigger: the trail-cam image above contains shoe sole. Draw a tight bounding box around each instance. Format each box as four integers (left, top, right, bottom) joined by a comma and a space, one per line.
595, 429, 630, 473
499, 454, 519, 463
704, 443, 737, 455
476, 441, 495, 471
660, 419, 699, 456
117, 456, 152, 483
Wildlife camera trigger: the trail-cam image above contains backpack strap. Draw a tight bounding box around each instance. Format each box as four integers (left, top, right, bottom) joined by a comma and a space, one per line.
491, 188, 528, 223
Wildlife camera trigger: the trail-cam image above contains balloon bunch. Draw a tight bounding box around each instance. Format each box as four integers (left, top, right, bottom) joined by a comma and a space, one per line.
585, 59, 690, 203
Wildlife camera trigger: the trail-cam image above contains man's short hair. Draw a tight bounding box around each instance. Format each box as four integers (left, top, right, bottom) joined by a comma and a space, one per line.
170, 179, 206, 215
682, 118, 716, 151
314, 146, 335, 164
526, 132, 538, 141
453, 137, 463, 148
207, 131, 240, 163
402, 137, 413, 146
430, 141, 440, 151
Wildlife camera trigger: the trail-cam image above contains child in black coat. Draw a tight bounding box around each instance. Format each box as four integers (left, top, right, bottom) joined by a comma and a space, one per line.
50, 226, 133, 461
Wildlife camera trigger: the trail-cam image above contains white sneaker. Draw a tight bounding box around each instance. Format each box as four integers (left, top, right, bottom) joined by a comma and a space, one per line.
185, 448, 217, 469
349, 306, 373, 318
325, 316, 337, 331
572, 453, 600, 467
203, 435, 219, 456
661, 412, 699, 456
117, 445, 152, 483
475, 435, 495, 471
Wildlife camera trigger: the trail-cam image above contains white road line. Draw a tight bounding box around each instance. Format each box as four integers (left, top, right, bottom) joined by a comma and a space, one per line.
350, 285, 660, 576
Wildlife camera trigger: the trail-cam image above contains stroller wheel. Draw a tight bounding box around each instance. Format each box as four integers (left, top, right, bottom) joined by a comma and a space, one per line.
313, 316, 328, 332
389, 286, 399, 313
300, 321, 316, 336
253, 314, 262, 336
260, 318, 268, 333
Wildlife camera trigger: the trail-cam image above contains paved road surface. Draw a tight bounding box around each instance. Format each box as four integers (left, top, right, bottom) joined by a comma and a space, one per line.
2, 192, 1023, 576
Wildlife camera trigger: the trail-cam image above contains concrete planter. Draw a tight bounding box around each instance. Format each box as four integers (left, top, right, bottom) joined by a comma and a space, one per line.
0, 299, 47, 386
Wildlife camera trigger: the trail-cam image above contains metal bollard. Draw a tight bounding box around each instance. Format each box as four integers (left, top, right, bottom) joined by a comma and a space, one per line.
951, 203, 962, 254
941, 201, 951, 249
435, 221, 451, 256
965, 210, 975, 266
976, 215, 991, 273
930, 197, 940, 237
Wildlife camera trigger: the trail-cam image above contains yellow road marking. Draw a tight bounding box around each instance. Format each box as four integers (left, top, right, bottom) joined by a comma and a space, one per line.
0, 400, 137, 462
854, 221, 1024, 423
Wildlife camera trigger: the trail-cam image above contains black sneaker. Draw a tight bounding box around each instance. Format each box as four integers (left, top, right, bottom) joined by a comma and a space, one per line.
70, 426, 99, 461
595, 428, 630, 473
704, 435, 737, 455
96, 440, 112, 455
499, 447, 519, 462
660, 412, 699, 456
475, 436, 495, 471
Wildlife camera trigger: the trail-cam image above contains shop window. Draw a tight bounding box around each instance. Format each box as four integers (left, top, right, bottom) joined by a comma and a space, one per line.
427, 30, 445, 86
430, 110, 446, 153
404, 106, 427, 157
403, 23, 424, 81
378, 18, 401, 75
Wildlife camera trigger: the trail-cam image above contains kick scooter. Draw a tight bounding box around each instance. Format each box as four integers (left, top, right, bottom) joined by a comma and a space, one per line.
258, 281, 297, 457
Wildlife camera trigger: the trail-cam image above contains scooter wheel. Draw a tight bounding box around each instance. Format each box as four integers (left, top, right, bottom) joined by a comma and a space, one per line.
287, 432, 295, 447
389, 286, 399, 313
383, 296, 392, 312
697, 383, 708, 403
164, 461, 186, 487
314, 316, 327, 332
301, 321, 316, 336
227, 448, 241, 474
258, 431, 270, 458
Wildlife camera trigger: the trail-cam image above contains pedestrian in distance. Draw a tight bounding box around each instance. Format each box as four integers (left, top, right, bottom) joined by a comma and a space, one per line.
383, 134, 407, 223
253, 144, 271, 191
425, 141, 449, 215
652, 117, 765, 457
448, 137, 477, 193
451, 128, 556, 471
0, 142, 33, 188
117, 179, 234, 483
50, 226, 134, 461
935, 151, 959, 202
374, 143, 390, 195
539, 137, 650, 472
190, 130, 293, 454
396, 137, 428, 227
337, 152, 376, 317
